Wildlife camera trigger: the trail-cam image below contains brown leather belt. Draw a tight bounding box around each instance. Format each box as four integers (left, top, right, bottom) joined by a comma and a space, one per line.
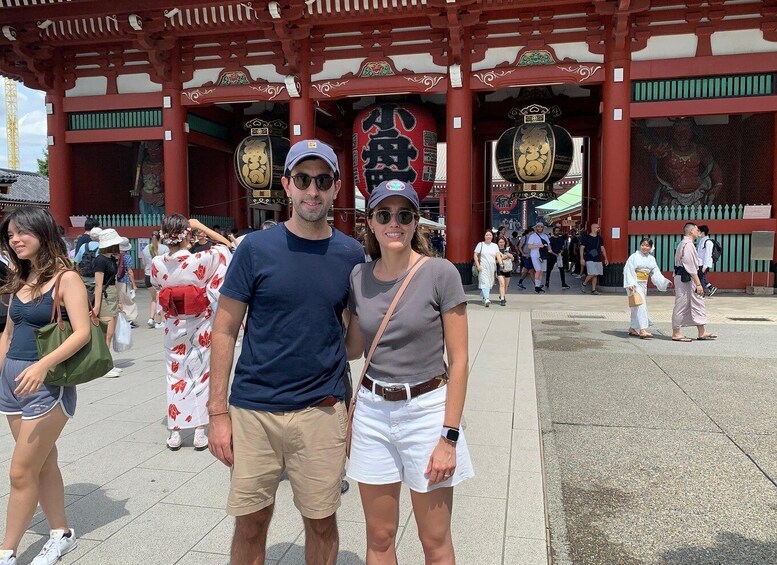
362, 374, 447, 401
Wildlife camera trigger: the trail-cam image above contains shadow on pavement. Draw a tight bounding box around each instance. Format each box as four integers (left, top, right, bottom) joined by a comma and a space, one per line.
270, 544, 366, 564
661, 532, 777, 564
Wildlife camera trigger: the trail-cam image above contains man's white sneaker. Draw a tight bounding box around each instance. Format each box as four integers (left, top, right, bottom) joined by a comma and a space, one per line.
31, 529, 77, 565
167, 430, 182, 450
193, 428, 209, 451
154, 322, 165, 329
0, 549, 16, 565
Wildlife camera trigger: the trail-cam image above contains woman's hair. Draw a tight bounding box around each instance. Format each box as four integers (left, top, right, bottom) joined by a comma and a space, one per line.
497, 236, 508, 249
101, 244, 119, 255
0, 207, 70, 299
160, 214, 191, 246
639, 237, 654, 248
363, 209, 432, 261
150, 231, 160, 257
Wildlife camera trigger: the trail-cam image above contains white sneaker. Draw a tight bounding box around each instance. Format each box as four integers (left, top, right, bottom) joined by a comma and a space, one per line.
154, 322, 165, 329
112, 366, 123, 373
193, 428, 208, 451
484, 299, 491, 307
103, 368, 120, 378
31, 529, 77, 565
167, 431, 182, 450
147, 317, 155, 328
0, 550, 16, 565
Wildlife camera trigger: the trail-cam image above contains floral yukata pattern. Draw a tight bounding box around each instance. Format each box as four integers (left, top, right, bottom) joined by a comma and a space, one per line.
151, 246, 231, 430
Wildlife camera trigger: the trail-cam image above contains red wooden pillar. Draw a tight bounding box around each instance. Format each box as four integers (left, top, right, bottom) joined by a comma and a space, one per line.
772, 113, 777, 263
471, 135, 486, 243
588, 128, 602, 226
163, 45, 188, 216
334, 145, 355, 236
46, 67, 72, 228
446, 57, 473, 280
600, 28, 632, 271
289, 49, 315, 144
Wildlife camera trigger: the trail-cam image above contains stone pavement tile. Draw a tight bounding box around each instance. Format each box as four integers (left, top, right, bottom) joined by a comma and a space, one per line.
112, 395, 167, 424
163, 459, 230, 509
467, 366, 515, 389
536, 351, 717, 432
455, 443, 510, 500
0, 433, 14, 463
68, 502, 224, 565
504, 536, 548, 565
49, 419, 151, 464
397, 494, 505, 565
511, 429, 542, 474
119, 419, 170, 444
462, 410, 513, 447
38, 467, 196, 541
512, 399, 539, 431
137, 443, 217, 473
550, 425, 777, 563
60, 403, 131, 435
505, 471, 545, 541
175, 551, 231, 565
61, 440, 166, 496
729, 433, 777, 480
465, 386, 515, 413
90, 379, 164, 407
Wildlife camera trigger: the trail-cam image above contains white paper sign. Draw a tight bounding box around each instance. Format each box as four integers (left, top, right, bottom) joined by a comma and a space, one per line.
611, 227, 621, 239
743, 205, 772, 219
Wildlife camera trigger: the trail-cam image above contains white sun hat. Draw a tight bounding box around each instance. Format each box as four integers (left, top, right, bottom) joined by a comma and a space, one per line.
98, 228, 124, 249
119, 237, 132, 252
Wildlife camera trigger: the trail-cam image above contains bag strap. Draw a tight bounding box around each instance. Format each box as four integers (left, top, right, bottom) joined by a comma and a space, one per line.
50, 269, 101, 330
348, 256, 429, 414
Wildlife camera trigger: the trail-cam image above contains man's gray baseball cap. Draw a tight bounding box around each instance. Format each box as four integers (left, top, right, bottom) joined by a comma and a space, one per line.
284, 139, 339, 177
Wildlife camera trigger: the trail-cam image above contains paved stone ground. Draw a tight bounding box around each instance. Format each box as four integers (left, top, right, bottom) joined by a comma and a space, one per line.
531, 273, 777, 564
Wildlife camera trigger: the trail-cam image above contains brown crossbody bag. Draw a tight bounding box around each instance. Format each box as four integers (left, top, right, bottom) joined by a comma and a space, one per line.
345, 256, 429, 457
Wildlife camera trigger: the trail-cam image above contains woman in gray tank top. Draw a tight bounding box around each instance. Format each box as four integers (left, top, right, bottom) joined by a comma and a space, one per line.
0, 207, 92, 565
345, 180, 474, 564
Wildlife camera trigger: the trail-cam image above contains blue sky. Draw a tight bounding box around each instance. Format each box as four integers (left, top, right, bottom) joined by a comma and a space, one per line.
0, 82, 48, 173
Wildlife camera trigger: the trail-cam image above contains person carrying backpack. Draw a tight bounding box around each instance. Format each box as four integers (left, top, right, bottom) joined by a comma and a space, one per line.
75, 227, 101, 303
696, 225, 718, 296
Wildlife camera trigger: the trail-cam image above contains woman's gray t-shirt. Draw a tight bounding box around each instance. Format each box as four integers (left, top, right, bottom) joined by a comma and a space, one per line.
348, 257, 467, 384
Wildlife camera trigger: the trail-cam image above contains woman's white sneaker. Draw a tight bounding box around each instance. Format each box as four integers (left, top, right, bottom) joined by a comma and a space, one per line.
31, 529, 77, 565
193, 428, 209, 451
167, 430, 182, 450
0, 550, 16, 565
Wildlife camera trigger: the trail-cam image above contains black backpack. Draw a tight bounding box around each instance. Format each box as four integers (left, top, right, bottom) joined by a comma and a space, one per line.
78, 244, 98, 277
708, 238, 723, 265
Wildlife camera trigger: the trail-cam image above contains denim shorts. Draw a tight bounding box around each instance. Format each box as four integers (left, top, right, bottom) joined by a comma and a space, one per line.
0, 358, 77, 420
346, 378, 474, 493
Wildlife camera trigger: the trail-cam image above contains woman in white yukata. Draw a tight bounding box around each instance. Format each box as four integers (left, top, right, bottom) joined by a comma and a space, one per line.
623, 237, 672, 339
473, 231, 502, 307
151, 215, 231, 451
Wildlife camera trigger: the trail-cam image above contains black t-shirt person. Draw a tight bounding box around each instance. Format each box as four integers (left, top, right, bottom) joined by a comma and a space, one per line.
93, 254, 118, 286
580, 233, 604, 262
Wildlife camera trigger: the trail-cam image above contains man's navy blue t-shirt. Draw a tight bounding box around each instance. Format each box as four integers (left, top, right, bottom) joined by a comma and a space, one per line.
220, 224, 364, 412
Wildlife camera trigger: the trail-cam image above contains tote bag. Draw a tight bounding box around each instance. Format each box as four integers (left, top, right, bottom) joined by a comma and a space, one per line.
35, 271, 114, 387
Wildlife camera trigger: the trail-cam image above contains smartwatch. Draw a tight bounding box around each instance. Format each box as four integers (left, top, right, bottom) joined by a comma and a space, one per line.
441, 427, 460, 443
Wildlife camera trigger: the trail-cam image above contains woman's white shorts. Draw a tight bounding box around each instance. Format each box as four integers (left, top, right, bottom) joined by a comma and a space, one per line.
346, 378, 475, 493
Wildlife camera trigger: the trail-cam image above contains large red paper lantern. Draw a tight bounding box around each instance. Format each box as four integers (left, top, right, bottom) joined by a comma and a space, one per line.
353, 102, 437, 201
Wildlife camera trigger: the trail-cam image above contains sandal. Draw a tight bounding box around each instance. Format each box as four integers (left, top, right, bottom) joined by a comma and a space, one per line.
639, 332, 653, 339
672, 336, 693, 342
628, 329, 640, 337
697, 334, 718, 340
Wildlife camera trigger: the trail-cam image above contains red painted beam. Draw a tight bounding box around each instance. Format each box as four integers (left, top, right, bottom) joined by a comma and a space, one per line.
63, 93, 162, 112
631, 96, 777, 119
631, 52, 777, 80
1, 1, 239, 24
65, 127, 163, 143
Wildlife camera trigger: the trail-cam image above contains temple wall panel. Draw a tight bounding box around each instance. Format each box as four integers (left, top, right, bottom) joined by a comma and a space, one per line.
243, 64, 285, 84
117, 73, 162, 94
389, 54, 445, 75
183, 68, 222, 89
548, 42, 604, 64
632, 35, 698, 61
313, 58, 364, 81
71, 143, 136, 215
711, 30, 777, 56
189, 146, 231, 218
472, 47, 519, 72
66, 76, 107, 97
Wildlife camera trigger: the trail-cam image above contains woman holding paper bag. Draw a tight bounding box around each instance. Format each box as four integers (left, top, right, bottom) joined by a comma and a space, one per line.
623, 238, 672, 339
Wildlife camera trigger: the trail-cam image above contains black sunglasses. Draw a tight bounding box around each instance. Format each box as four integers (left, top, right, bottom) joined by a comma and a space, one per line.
288, 173, 335, 191
372, 210, 417, 225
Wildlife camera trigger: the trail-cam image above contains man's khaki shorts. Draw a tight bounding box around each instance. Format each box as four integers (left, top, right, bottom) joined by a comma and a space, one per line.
227, 402, 347, 520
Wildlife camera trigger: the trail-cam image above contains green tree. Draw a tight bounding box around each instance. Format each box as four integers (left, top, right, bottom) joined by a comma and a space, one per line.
37, 148, 48, 177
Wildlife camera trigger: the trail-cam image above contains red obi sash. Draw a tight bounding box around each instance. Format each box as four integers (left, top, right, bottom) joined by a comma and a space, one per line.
159, 285, 209, 316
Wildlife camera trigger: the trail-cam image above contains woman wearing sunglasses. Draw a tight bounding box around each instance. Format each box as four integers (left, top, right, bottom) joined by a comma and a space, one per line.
346, 179, 474, 565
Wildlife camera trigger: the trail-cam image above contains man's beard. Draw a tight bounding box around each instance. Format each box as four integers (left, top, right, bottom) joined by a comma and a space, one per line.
293, 199, 329, 223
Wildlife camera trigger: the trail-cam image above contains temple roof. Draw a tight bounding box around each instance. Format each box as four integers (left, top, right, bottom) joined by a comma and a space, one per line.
0, 168, 50, 206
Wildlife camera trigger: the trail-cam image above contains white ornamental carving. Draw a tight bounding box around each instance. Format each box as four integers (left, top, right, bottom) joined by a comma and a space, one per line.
473, 69, 515, 88
558, 65, 602, 82
403, 75, 444, 92
249, 84, 284, 100
182, 88, 215, 104
312, 81, 349, 97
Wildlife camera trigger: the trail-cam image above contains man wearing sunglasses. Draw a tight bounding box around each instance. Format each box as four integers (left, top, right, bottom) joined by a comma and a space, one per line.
208, 139, 364, 565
